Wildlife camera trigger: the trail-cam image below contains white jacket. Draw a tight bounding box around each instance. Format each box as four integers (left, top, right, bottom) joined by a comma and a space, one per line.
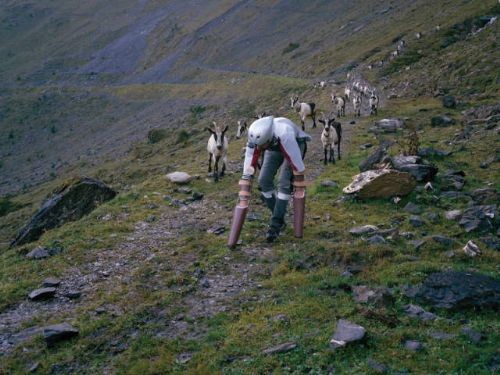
243, 117, 310, 177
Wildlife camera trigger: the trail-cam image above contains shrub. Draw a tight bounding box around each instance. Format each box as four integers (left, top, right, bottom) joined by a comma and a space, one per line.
176, 129, 191, 144
147, 128, 167, 144
282, 42, 300, 54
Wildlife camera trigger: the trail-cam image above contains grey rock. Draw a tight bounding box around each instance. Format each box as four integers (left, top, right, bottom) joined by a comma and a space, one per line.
414, 271, 500, 309
367, 359, 389, 373
176, 352, 193, 364
441, 172, 465, 191
28, 287, 56, 301
8, 326, 43, 345
343, 169, 416, 199
166, 171, 193, 184
262, 341, 297, 355
189, 192, 204, 202
372, 118, 405, 133
425, 212, 440, 223
395, 163, 438, 182
341, 270, 354, 278
350, 225, 379, 236
403, 202, 421, 214
445, 210, 462, 220
470, 188, 499, 205
429, 331, 456, 340
207, 226, 226, 235
330, 319, 366, 348
64, 290, 81, 299
459, 205, 497, 233
463, 240, 481, 257
461, 327, 482, 343
430, 235, 455, 247
418, 148, 452, 157
404, 340, 423, 351
352, 285, 394, 306
12, 177, 116, 247
479, 236, 500, 251
177, 187, 192, 194
270, 313, 290, 325
321, 180, 339, 188
431, 115, 455, 127
247, 212, 261, 221
360, 143, 373, 150
26, 246, 62, 259
367, 235, 386, 245
42, 278, 61, 287
410, 240, 425, 250
404, 304, 437, 321
442, 95, 456, 108
409, 215, 425, 227
43, 323, 79, 346
359, 147, 390, 172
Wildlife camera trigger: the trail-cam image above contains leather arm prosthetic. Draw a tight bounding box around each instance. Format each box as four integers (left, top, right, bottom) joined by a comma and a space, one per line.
292, 170, 306, 238
227, 178, 253, 248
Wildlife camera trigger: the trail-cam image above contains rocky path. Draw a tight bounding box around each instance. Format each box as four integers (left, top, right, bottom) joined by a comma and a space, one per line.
0, 87, 364, 354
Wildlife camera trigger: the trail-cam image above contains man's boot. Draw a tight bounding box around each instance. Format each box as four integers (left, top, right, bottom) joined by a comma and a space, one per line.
260, 193, 276, 212
266, 199, 288, 243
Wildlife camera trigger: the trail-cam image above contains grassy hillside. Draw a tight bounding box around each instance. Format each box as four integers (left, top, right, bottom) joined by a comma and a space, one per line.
0, 0, 499, 374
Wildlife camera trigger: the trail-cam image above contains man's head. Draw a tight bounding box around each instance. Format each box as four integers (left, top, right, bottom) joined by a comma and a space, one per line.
248, 116, 274, 148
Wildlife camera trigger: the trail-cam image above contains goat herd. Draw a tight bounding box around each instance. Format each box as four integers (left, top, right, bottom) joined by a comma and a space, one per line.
205, 78, 380, 181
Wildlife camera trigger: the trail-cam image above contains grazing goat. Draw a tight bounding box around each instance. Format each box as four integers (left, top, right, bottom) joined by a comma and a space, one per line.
318, 113, 342, 164
344, 86, 351, 101
331, 94, 346, 117
353, 95, 362, 117
236, 119, 247, 139
205, 122, 228, 182
369, 92, 379, 115
291, 95, 316, 130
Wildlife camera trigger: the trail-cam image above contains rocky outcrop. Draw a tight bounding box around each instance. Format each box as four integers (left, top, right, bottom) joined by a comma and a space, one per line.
11, 178, 117, 247
414, 271, 500, 310
391, 155, 438, 182
343, 169, 416, 199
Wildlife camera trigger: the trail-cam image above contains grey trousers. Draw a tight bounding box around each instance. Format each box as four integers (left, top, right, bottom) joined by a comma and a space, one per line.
258, 140, 306, 200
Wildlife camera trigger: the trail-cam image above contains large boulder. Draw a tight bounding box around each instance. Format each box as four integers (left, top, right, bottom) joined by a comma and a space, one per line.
414, 271, 500, 310
343, 169, 416, 199
368, 118, 404, 134
11, 178, 116, 247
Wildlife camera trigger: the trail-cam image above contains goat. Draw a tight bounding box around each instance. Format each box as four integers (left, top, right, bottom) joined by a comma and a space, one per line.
353, 95, 362, 117
291, 95, 316, 130
319, 80, 327, 89
331, 93, 346, 117
205, 122, 228, 182
344, 86, 351, 101
369, 92, 379, 115
236, 119, 247, 139
318, 113, 342, 164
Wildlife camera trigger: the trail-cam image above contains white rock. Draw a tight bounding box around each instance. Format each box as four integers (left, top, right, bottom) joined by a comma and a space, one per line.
166, 172, 193, 184
463, 240, 481, 257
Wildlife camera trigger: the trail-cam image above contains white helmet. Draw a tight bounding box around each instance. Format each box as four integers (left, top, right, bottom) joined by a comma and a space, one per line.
248, 116, 274, 146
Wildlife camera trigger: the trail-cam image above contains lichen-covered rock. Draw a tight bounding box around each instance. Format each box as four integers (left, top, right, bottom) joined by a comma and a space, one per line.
343, 169, 416, 199
11, 178, 116, 247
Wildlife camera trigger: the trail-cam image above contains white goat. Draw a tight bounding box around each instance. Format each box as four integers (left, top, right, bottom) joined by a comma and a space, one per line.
331, 93, 346, 117
369, 92, 379, 115
205, 122, 228, 182
344, 86, 351, 101
236, 119, 247, 139
291, 95, 316, 130
318, 113, 342, 164
353, 95, 362, 117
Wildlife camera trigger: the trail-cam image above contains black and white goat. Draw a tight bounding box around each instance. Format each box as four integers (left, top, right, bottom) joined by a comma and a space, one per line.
205, 122, 228, 182
331, 93, 346, 117
291, 95, 316, 130
369, 92, 379, 115
236, 119, 247, 139
318, 113, 342, 164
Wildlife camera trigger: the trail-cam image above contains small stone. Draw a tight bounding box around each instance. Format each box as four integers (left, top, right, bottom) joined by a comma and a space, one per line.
42, 277, 61, 287
26, 246, 50, 259
28, 287, 56, 301
360, 143, 373, 150
145, 215, 156, 223
461, 327, 482, 343
207, 226, 225, 235
404, 304, 437, 321
404, 340, 423, 351
330, 319, 366, 349
367, 359, 389, 373
409, 215, 425, 227
425, 212, 440, 223
352, 286, 393, 306
410, 240, 425, 250
247, 212, 261, 221
262, 341, 297, 355
64, 290, 81, 299
321, 180, 339, 188
403, 202, 421, 214
177, 187, 192, 194
431, 115, 455, 127
367, 235, 386, 245
95, 307, 106, 314
200, 279, 210, 288
166, 171, 193, 184
424, 182, 434, 191
429, 331, 456, 340
176, 352, 193, 364
341, 270, 354, 278
191, 192, 204, 201
442, 95, 456, 108
349, 225, 379, 236
43, 323, 79, 346
445, 210, 462, 220
270, 313, 290, 325
463, 240, 481, 257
